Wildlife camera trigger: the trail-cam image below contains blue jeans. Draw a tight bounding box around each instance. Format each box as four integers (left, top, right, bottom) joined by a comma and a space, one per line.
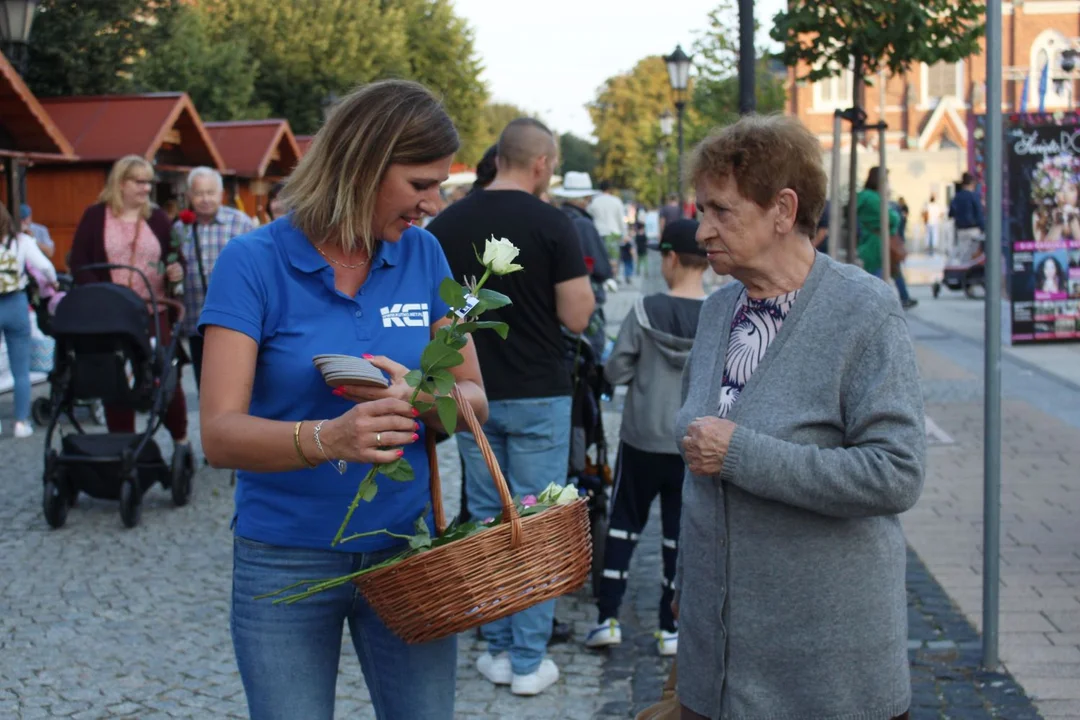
231, 537, 457, 720
0, 291, 31, 422
456, 395, 572, 675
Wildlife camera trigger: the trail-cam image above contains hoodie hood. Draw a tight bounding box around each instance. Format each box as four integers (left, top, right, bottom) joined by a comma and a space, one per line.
635, 300, 695, 369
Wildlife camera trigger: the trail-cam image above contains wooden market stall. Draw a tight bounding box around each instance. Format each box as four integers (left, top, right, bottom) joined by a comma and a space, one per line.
205, 119, 300, 224
0, 52, 76, 221
29, 92, 225, 268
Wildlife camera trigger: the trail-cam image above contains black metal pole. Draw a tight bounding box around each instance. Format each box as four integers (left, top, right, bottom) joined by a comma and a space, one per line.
676, 100, 686, 216
3, 42, 29, 77
738, 0, 756, 114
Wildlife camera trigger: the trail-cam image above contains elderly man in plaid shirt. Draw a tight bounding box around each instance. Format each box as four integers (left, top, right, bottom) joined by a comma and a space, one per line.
176, 166, 255, 390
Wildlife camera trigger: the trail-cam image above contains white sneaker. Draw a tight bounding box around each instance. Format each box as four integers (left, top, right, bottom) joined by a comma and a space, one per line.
13, 421, 33, 439
511, 658, 559, 696
656, 630, 678, 656
476, 651, 511, 685
584, 618, 622, 648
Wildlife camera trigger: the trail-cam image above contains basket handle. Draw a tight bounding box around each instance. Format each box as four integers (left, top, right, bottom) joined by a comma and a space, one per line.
426, 386, 522, 548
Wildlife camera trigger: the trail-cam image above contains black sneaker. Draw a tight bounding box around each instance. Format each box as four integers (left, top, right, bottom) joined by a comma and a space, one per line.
902, 298, 919, 309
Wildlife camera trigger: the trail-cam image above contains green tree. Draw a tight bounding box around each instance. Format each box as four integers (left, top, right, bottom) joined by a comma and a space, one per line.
25, 0, 161, 97
201, 0, 409, 135
393, 0, 489, 166
588, 56, 696, 202
132, 3, 267, 121
691, 1, 787, 138
559, 133, 598, 175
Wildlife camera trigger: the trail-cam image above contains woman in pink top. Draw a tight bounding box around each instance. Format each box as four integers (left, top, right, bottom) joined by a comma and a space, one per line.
69, 155, 189, 445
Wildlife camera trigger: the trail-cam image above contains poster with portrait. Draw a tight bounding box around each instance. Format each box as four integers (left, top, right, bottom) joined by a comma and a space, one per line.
1005, 114, 1080, 343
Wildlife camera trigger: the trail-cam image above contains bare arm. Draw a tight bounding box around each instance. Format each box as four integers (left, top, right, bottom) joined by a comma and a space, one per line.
555, 275, 596, 334
199, 326, 418, 472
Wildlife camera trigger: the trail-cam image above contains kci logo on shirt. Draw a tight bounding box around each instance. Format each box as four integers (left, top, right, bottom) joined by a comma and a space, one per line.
380, 303, 430, 328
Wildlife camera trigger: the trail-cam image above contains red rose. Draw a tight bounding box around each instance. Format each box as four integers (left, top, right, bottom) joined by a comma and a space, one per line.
584, 256, 595, 273
178, 209, 197, 225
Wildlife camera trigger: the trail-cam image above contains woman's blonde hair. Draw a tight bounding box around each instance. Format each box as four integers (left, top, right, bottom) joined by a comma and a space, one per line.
282, 79, 459, 254
99, 155, 155, 219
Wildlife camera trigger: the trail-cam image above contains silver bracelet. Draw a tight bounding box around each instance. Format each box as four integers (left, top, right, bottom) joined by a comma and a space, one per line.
313, 420, 347, 475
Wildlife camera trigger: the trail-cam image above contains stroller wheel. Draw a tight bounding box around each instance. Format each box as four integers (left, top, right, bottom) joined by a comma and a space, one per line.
589, 508, 608, 599
32, 397, 51, 427
171, 444, 194, 507
119, 476, 142, 529
43, 478, 69, 529
932, 282, 942, 299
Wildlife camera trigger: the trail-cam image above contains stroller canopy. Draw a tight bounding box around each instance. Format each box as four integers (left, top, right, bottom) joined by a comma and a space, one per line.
51, 283, 153, 359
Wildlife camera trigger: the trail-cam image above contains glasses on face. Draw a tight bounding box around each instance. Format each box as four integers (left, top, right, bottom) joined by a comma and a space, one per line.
125, 177, 154, 187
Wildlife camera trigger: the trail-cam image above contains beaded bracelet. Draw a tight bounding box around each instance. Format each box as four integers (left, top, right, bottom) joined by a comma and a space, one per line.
293, 421, 318, 468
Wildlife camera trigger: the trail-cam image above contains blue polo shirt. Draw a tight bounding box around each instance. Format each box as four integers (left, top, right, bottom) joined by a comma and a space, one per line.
199, 216, 452, 552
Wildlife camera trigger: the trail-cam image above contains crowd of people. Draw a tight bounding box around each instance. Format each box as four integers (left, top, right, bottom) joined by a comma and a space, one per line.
1, 77, 942, 720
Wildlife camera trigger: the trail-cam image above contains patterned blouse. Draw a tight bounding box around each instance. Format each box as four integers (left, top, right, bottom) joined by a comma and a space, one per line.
718, 289, 800, 418
104, 211, 165, 302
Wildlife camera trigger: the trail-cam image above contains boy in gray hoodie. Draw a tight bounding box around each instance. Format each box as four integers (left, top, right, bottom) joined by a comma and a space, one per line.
586, 219, 706, 657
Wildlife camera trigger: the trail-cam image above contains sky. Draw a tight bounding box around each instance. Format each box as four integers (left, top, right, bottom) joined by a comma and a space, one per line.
453, 0, 788, 140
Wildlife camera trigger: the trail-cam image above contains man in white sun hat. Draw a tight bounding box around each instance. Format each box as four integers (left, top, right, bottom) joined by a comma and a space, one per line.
553, 171, 615, 353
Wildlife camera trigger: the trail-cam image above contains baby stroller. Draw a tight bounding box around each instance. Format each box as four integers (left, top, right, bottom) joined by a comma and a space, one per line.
932, 231, 986, 299
25, 270, 107, 427
41, 264, 194, 529
564, 329, 613, 597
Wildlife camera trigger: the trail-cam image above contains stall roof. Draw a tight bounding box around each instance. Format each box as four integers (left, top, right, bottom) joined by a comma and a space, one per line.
40, 92, 225, 170
0, 52, 75, 159
295, 135, 314, 156
204, 119, 301, 179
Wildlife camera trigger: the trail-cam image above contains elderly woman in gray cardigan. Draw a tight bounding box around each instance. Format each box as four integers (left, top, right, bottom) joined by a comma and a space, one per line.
674, 115, 926, 720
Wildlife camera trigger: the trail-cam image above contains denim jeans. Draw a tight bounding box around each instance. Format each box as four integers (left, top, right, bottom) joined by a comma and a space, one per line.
456, 395, 572, 675
0, 291, 31, 422
231, 537, 457, 720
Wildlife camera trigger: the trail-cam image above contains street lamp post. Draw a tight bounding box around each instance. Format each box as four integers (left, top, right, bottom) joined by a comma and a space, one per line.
658, 110, 674, 205
664, 45, 693, 217
0, 0, 38, 77
321, 91, 340, 123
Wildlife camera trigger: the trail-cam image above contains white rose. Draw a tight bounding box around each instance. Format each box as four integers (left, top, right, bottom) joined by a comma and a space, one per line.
482, 236, 524, 276
555, 484, 580, 505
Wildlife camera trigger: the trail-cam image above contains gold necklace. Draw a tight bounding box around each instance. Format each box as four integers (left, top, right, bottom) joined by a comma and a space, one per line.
316, 244, 369, 269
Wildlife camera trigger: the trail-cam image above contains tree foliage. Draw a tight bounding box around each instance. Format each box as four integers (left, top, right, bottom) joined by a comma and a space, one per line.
132, 3, 266, 122
770, 0, 986, 84
589, 56, 696, 201
559, 133, 598, 176
691, 0, 787, 140
25, 0, 161, 96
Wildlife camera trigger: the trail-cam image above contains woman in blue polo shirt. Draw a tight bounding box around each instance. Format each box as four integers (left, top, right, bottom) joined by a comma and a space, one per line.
198, 81, 487, 720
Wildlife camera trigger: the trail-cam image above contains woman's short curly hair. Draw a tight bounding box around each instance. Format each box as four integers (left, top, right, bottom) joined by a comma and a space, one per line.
688, 115, 827, 237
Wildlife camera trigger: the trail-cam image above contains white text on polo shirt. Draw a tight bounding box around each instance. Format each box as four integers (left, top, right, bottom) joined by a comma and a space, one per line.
380, 303, 430, 328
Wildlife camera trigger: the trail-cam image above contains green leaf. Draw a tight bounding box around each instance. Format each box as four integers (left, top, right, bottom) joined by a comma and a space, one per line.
404, 369, 423, 388
380, 458, 415, 483
420, 342, 465, 373
166, 253, 178, 263
359, 479, 378, 502
413, 400, 434, 415
459, 320, 510, 340
438, 277, 467, 310
435, 326, 468, 351
429, 368, 456, 395
476, 288, 512, 312
435, 395, 458, 435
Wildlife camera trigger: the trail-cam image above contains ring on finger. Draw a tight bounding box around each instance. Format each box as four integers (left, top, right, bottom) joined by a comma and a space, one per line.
376, 432, 383, 445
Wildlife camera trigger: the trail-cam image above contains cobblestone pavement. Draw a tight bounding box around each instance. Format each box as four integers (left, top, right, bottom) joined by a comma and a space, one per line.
0, 272, 1054, 719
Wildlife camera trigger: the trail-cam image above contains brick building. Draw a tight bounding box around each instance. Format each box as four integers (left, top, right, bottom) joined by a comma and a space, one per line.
787, 1, 1080, 151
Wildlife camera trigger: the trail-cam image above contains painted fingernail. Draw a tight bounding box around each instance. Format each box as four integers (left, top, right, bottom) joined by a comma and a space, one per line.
396, 449, 404, 457
332, 387, 344, 396
411, 408, 419, 417
414, 422, 420, 431
362, 354, 374, 359
411, 433, 419, 441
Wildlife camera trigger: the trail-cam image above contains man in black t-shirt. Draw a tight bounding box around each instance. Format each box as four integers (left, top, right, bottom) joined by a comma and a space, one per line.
427, 118, 595, 697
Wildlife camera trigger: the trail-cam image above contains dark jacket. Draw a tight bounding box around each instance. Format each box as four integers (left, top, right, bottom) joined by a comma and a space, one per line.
561, 204, 613, 291
69, 203, 179, 286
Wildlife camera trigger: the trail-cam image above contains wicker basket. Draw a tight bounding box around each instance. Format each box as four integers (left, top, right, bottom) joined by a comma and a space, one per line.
353, 385, 592, 645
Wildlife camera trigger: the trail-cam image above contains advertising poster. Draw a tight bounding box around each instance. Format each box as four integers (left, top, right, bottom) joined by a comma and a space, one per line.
1005, 113, 1080, 343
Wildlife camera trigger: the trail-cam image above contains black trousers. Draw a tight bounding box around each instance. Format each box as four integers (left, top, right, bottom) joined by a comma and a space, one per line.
597, 441, 684, 632
188, 334, 205, 391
